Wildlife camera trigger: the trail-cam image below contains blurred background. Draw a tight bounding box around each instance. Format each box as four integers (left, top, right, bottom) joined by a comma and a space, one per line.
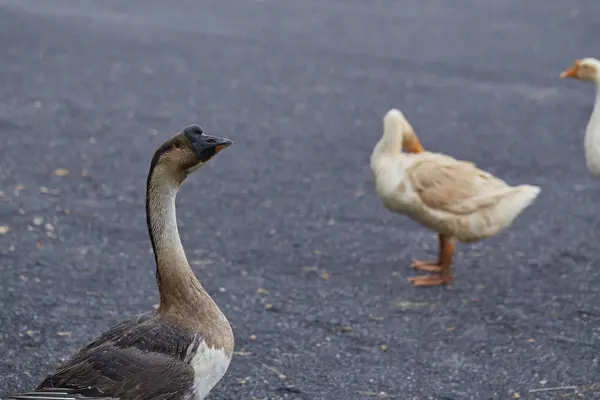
1, 1, 599, 399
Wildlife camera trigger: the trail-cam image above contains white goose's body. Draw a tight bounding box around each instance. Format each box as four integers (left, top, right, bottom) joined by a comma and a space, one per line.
370, 109, 540, 287
561, 57, 600, 177
372, 150, 540, 243
583, 88, 600, 177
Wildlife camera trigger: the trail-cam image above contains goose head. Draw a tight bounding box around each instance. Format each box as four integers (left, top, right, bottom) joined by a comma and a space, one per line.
150, 125, 233, 182
381, 108, 423, 153
560, 58, 600, 83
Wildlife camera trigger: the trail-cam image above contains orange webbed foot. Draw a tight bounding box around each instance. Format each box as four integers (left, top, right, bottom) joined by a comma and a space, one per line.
411, 259, 442, 272
407, 275, 454, 287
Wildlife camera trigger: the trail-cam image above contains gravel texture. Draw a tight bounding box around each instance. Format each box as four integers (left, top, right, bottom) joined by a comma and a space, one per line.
1, 1, 599, 399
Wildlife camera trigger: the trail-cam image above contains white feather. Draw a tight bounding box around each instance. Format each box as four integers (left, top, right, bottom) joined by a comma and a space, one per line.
190, 342, 232, 400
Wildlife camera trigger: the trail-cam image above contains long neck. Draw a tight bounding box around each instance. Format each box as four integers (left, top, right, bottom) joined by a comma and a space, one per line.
379, 127, 403, 156
371, 122, 424, 169
378, 112, 425, 156
588, 84, 600, 132
145, 165, 217, 322
584, 83, 600, 176
370, 115, 406, 180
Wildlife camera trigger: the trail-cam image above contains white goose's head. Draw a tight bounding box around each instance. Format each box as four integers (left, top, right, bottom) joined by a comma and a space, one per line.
150, 125, 233, 182
382, 108, 423, 153
560, 58, 600, 83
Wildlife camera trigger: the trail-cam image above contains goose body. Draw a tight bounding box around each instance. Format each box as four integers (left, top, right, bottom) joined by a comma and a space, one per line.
370, 109, 540, 286
3, 125, 234, 400
560, 57, 600, 177
372, 149, 540, 243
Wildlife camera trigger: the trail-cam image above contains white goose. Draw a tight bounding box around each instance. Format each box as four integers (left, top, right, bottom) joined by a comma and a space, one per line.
560, 57, 600, 177
370, 109, 540, 287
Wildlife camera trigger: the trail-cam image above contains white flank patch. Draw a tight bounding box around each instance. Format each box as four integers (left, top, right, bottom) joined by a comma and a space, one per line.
191, 342, 232, 400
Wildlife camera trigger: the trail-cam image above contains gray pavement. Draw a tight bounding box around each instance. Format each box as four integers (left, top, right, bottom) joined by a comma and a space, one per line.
1, 1, 599, 399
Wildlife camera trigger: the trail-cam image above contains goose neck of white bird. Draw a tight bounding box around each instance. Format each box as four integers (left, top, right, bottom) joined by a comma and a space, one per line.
145, 164, 216, 319
584, 83, 600, 175
585, 82, 600, 134
370, 134, 404, 178
592, 81, 600, 112
380, 129, 404, 155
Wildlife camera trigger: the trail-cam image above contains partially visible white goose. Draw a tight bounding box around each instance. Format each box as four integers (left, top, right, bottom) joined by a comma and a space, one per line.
3, 125, 234, 400
370, 109, 541, 287
560, 57, 600, 177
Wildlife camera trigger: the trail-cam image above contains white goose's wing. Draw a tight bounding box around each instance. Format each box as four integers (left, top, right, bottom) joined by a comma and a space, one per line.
408, 155, 511, 215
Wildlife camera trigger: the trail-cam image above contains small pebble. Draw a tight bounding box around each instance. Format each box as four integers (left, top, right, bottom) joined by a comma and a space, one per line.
54, 168, 69, 176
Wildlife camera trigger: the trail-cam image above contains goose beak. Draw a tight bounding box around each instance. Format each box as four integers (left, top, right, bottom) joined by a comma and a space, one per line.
184, 127, 233, 160
560, 60, 581, 79
403, 131, 425, 154
214, 138, 233, 154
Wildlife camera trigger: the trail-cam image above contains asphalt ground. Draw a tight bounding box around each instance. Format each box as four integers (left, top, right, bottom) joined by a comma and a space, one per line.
0, 1, 599, 399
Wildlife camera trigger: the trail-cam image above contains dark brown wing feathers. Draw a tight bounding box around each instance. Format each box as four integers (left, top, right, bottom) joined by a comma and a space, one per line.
8, 313, 203, 400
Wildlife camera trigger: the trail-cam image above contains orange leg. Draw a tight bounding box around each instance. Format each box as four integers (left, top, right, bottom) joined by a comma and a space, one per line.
411, 233, 443, 272
408, 234, 455, 287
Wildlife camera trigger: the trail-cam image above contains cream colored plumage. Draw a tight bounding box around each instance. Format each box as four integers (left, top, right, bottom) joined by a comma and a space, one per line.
560, 57, 600, 177
370, 109, 541, 287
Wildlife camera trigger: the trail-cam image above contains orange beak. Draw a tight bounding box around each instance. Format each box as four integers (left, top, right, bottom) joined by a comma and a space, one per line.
560, 60, 581, 79
404, 133, 425, 154
214, 144, 229, 154
212, 137, 233, 154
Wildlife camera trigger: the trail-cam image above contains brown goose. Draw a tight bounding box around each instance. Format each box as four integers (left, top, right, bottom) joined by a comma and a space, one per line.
3, 125, 234, 400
